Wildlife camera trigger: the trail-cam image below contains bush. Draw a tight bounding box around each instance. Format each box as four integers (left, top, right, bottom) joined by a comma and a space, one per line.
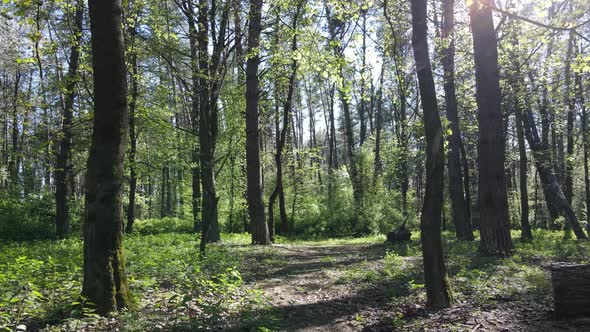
132, 217, 194, 235
0, 194, 55, 241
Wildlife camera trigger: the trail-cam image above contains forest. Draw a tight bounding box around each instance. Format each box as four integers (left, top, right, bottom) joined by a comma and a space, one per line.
0, 0, 590, 330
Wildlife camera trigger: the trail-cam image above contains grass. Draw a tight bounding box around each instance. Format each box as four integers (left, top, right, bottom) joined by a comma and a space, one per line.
0, 223, 588, 331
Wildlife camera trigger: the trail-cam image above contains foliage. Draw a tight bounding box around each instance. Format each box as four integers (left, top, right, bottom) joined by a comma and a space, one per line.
0, 194, 55, 241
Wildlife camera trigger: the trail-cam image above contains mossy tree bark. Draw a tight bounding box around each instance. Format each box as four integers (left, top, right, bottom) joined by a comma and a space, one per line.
83, 0, 131, 315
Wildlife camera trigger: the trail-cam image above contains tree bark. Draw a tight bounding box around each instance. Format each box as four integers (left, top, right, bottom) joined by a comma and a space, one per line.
410, 0, 452, 308
55, 0, 83, 239
246, 0, 270, 245
469, 0, 513, 255
563, 32, 575, 206
83, 0, 131, 315
373, 69, 384, 186
126, 49, 138, 233
578, 58, 590, 234
441, 0, 473, 241
521, 97, 587, 240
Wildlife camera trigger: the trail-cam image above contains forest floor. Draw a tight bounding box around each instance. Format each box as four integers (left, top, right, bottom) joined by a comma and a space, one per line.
238, 241, 589, 331
2, 229, 590, 331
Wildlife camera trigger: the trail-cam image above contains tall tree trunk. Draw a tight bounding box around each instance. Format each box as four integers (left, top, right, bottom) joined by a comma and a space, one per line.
373, 68, 384, 186
506, 21, 533, 242
358, 9, 367, 147
521, 94, 587, 240
327, 9, 362, 213
126, 24, 139, 233
441, 0, 473, 241
578, 59, 590, 234
55, 0, 83, 239
183, 0, 202, 233
469, 0, 513, 255
9, 71, 20, 191
268, 2, 302, 237
246, 0, 270, 245
83, 0, 131, 315
564, 32, 575, 206
410, 0, 452, 308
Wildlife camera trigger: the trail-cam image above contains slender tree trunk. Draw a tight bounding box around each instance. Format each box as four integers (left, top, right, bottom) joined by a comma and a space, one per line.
358, 10, 367, 146
55, 0, 83, 239
246, 0, 270, 245
441, 0, 473, 241
410, 0, 452, 308
469, 0, 513, 255
373, 69, 384, 186
516, 108, 532, 241
126, 33, 139, 233
506, 21, 533, 242
521, 96, 587, 240
197, 0, 222, 251
83, 0, 131, 315
8, 71, 20, 191
564, 32, 575, 206
184, 0, 202, 233
578, 61, 590, 233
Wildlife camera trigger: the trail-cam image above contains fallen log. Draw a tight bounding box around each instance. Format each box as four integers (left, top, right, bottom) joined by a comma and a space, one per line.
550, 262, 590, 319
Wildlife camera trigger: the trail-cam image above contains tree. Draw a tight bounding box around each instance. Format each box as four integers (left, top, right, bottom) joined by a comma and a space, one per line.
246, 0, 270, 245
55, 0, 83, 239
441, 0, 473, 241
83, 0, 132, 314
469, 0, 513, 255
125, 1, 140, 233
410, 0, 452, 308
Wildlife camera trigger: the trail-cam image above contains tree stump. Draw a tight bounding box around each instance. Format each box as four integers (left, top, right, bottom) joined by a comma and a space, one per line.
550, 263, 590, 319
385, 226, 411, 244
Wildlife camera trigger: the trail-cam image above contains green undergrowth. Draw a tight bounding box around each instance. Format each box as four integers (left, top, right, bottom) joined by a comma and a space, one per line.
0, 226, 588, 331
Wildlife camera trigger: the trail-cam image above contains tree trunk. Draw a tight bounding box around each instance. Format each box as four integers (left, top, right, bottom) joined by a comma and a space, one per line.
516, 110, 532, 241
126, 49, 138, 233
55, 0, 83, 239
373, 69, 384, 186
506, 22, 533, 242
469, 0, 513, 255
521, 97, 587, 240
83, 0, 131, 315
578, 58, 590, 233
564, 32, 575, 206
441, 0, 473, 241
184, 0, 202, 233
410, 0, 452, 308
197, 0, 223, 252
246, 0, 270, 245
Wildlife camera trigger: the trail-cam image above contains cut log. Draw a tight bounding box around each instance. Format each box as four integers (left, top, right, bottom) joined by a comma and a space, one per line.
550, 263, 590, 319
386, 226, 411, 244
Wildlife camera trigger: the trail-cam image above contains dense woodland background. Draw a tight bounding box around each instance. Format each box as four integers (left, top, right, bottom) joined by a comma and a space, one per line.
0, 0, 590, 330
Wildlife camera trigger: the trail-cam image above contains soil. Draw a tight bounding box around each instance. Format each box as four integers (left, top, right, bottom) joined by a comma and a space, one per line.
240, 243, 590, 332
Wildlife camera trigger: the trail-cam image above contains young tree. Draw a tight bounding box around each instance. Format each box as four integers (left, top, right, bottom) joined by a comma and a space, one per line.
83, 0, 132, 314
55, 0, 83, 239
441, 0, 473, 241
246, 0, 270, 245
469, 0, 513, 255
410, 0, 452, 308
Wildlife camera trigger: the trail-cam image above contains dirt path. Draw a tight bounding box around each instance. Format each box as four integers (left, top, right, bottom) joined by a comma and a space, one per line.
242, 243, 404, 331
239, 243, 590, 332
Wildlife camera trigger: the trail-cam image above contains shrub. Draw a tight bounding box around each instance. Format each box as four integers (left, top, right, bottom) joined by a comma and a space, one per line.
0, 194, 55, 241
132, 217, 194, 235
